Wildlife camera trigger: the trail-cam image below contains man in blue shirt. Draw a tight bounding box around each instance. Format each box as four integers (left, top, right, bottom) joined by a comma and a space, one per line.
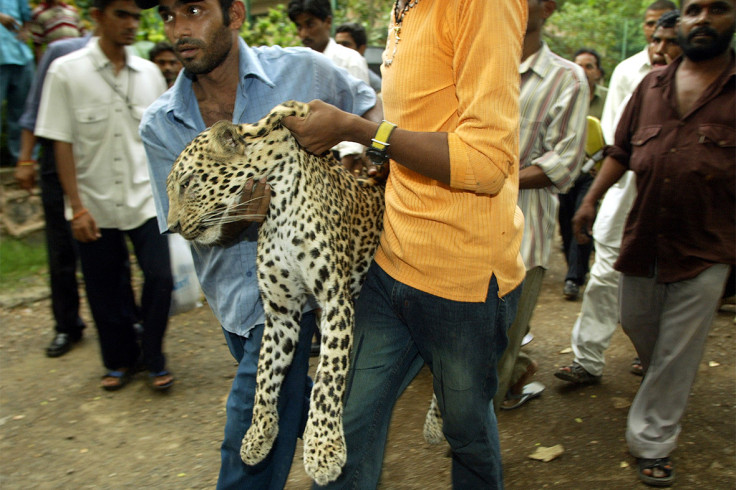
136, 0, 377, 487
1, 0, 34, 162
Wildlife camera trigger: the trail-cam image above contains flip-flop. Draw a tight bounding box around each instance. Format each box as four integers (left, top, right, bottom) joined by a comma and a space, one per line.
500, 381, 545, 410
637, 457, 675, 487
101, 370, 131, 391
149, 370, 175, 392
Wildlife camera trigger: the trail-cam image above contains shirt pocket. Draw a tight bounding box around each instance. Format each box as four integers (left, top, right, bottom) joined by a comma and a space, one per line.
694, 124, 735, 178
628, 125, 661, 173
74, 106, 110, 146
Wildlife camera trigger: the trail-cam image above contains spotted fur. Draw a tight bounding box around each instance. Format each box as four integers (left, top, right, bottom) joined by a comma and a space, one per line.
166, 100, 390, 484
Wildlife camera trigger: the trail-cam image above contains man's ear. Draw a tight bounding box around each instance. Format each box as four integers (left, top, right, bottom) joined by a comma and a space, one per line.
542, 0, 557, 20
228, 0, 245, 30
325, 14, 332, 30
90, 7, 103, 22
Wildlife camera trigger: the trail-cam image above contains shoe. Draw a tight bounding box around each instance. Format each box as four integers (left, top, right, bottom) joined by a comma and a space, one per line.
637, 457, 675, 487
631, 357, 644, 376
149, 370, 175, 392
563, 280, 579, 300
45, 332, 82, 358
554, 362, 601, 385
500, 381, 545, 410
101, 369, 132, 391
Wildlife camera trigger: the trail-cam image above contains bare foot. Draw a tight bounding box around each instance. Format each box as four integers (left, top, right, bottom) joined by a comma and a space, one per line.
508, 360, 538, 396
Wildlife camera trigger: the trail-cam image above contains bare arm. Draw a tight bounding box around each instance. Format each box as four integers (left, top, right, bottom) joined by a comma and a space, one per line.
283, 99, 450, 184
54, 140, 100, 242
14, 129, 38, 192
572, 155, 627, 244
519, 165, 554, 189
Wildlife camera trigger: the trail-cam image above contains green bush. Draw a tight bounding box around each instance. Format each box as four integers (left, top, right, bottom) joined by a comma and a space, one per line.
0, 236, 48, 284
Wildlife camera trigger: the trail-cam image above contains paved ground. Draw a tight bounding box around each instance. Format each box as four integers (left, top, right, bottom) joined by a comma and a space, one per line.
1, 244, 734, 489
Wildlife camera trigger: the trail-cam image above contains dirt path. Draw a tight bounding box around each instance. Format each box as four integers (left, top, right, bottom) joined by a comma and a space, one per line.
1, 247, 734, 489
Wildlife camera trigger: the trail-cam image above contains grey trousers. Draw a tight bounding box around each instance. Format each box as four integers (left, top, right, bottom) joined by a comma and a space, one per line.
621, 264, 730, 458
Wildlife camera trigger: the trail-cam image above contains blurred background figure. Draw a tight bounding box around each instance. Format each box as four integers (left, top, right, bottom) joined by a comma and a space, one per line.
29, 0, 85, 62
335, 21, 381, 94
149, 40, 181, 88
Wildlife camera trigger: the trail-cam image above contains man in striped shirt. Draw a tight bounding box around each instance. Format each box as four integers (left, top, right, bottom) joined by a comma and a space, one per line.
495, 0, 589, 411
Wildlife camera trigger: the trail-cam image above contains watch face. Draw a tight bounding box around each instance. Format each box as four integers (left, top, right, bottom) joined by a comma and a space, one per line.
367, 147, 387, 164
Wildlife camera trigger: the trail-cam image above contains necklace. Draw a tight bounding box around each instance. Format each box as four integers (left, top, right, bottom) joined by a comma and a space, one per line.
383, 0, 421, 67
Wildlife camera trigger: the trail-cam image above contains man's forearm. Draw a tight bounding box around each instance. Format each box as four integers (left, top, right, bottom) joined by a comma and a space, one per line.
54, 141, 84, 212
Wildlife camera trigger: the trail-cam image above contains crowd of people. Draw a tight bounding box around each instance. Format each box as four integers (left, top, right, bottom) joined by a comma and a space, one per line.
2, 0, 734, 488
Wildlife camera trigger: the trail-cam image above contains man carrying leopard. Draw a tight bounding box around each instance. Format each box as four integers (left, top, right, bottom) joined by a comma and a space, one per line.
137, 0, 378, 487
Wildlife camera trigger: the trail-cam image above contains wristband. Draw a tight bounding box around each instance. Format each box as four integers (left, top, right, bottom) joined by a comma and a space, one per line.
17, 160, 36, 166
366, 120, 397, 165
72, 208, 89, 220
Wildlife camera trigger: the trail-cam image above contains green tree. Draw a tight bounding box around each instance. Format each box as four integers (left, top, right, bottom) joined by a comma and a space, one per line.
333, 0, 392, 47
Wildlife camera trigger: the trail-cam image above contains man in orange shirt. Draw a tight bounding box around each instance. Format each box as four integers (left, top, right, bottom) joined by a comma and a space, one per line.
285, 1, 527, 487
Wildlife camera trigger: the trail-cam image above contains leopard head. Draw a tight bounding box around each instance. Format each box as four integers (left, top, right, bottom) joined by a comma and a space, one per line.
166, 100, 309, 245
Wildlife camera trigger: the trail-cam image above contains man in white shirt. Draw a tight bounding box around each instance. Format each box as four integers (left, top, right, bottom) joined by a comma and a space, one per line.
287, 0, 371, 175
555, 3, 678, 386
35, 0, 174, 392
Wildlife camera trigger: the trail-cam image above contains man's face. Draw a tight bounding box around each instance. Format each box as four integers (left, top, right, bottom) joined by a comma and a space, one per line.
158, 0, 234, 75
649, 25, 682, 66
335, 31, 357, 50
94, 0, 141, 46
153, 50, 183, 86
678, 0, 736, 61
293, 12, 331, 53
643, 9, 670, 43
574, 52, 602, 89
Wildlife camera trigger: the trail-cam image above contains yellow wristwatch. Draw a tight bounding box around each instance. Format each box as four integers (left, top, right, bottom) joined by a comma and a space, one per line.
366, 120, 397, 165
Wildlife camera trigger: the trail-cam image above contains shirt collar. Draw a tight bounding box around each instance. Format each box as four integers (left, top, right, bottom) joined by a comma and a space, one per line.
88, 37, 141, 73
520, 42, 552, 78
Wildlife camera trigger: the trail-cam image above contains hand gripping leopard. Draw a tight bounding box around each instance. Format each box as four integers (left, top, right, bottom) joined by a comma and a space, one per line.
165, 100, 387, 485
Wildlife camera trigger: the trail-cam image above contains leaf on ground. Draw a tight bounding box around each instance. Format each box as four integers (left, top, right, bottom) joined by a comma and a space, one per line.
528, 444, 565, 462
620, 461, 629, 468
559, 347, 572, 354
708, 361, 720, 367
611, 397, 631, 409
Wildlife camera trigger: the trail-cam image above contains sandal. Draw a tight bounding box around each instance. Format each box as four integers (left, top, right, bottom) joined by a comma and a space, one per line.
149, 370, 174, 392
631, 357, 644, 376
554, 362, 601, 385
101, 369, 131, 391
637, 457, 675, 487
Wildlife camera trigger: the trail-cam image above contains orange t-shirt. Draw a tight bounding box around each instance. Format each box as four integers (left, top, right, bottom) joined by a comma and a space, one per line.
375, 0, 527, 301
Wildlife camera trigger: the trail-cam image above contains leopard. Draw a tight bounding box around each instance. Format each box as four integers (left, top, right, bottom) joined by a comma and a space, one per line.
166, 100, 444, 485
165, 100, 388, 485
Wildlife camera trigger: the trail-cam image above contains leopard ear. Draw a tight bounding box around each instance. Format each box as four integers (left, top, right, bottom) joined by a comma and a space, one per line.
211, 121, 246, 154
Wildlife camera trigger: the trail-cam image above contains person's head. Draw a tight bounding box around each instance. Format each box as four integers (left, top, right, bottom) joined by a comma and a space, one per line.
677, 0, 735, 61
526, 0, 557, 36
649, 10, 682, 66
151, 0, 244, 76
288, 0, 332, 53
91, 0, 142, 47
644, 1, 677, 42
149, 41, 182, 86
335, 22, 367, 55
573, 48, 604, 89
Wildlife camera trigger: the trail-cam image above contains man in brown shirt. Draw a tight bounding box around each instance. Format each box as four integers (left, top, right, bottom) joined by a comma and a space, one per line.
573, 0, 735, 486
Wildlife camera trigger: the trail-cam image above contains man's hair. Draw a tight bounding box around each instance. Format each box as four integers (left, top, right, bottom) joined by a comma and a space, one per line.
656, 9, 680, 28
335, 22, 367, 49
646, 0, 677, 11
287, 0, 332, 22
92, 0, 117, 11
149, 41, 175, 61
574, 47, 605, 77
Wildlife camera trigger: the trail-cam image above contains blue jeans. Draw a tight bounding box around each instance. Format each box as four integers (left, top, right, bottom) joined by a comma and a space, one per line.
319, 262, 520, 489
217, 310, 316, 490
0, 61, 34, 161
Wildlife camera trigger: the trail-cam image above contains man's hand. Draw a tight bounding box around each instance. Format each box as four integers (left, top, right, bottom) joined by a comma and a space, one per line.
14, 165, 36, 193
71, 211, 101, 243
217, 178, 271, 245
283, 100, 350, 156
0, 13, 19, 31
572, 201, 596, 245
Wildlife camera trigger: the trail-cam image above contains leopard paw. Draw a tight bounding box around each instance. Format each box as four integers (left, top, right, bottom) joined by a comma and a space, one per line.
303, 424, 347, 486
240, 416, 279, 465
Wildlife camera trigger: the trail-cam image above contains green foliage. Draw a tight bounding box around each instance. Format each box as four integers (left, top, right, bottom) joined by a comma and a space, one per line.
333, 0, 393, 47
546, 0, 650, 84
240, 4, 299, 47
0, 237, 47, 283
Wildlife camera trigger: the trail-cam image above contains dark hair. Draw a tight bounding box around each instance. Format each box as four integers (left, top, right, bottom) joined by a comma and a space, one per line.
149, 41, 175, 61
646, 0, 677, 12
335, 22, 367, 49
287, 0, 332, 22
573, 47, 605, 77
92, 0, 116, 11
656, 9, 680, 28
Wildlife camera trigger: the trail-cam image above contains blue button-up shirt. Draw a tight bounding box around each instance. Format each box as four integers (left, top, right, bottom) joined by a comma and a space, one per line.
0, 0, 33, 66
140, 39, 375, 337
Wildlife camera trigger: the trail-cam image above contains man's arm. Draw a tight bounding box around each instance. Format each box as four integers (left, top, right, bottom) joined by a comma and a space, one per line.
520, 66, 589, 191
54, 140, 100, 242
572, 155, 627, 244
14, 129, 37, 192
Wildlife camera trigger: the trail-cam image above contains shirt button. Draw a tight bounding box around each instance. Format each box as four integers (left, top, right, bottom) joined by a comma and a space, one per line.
669, 148, 677, 153
664, 178, 671, 183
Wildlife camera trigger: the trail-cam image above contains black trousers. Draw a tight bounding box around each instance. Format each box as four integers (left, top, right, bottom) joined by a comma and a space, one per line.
77, 218, 172, 373
558, 172, 594, 285
39, 139, 85, 336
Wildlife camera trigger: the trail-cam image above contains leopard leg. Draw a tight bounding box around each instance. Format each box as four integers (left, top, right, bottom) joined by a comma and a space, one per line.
423, 393, 445, 445
240, 300, 303, 466
302, 290, 353, 486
